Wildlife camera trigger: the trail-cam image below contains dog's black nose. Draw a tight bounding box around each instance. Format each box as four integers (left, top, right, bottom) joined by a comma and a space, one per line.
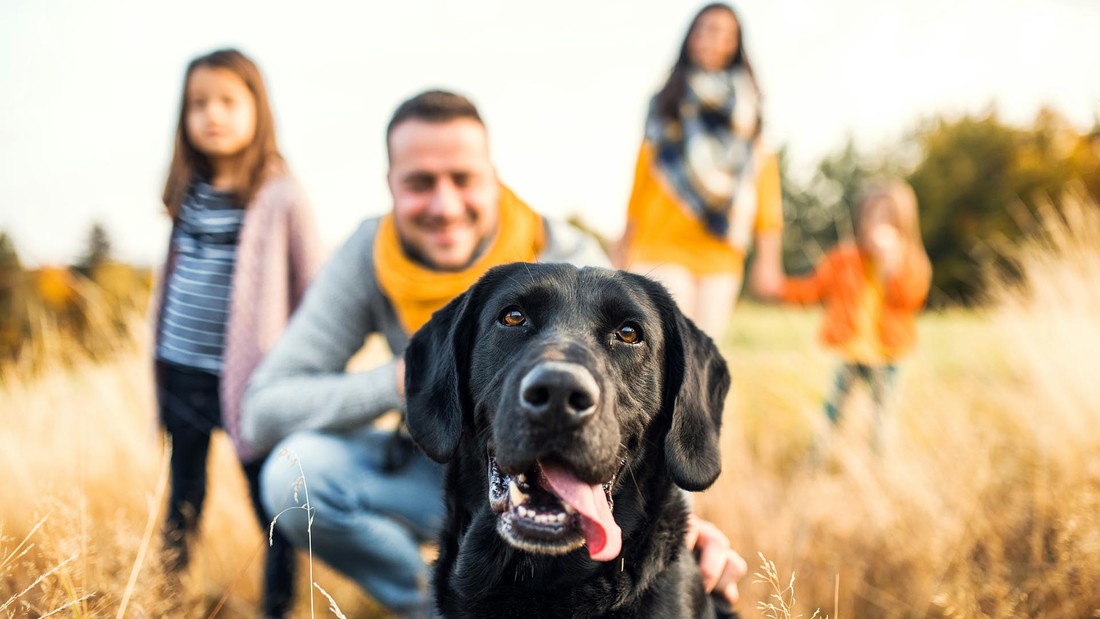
519, 361, 599, 428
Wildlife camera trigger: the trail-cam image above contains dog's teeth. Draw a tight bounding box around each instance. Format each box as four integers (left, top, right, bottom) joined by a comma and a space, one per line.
518, 505, 529, 517
517, 473, 527, 484
509, 478, 528, 507
563, 503, 576, 515
555, 513, 566, 523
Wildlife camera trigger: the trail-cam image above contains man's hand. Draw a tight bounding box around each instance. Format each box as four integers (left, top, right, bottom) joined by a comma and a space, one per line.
685, 513, 748, 605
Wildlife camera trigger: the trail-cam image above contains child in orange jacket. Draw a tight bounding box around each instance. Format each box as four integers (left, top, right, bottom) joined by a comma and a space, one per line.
779, 179, 931, 444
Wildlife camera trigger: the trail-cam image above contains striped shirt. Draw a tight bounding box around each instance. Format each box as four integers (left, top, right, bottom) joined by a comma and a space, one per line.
155, 180, 245, 373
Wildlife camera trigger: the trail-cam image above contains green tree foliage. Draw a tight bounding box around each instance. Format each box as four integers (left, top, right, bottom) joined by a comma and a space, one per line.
75, 222, 113, 276
778, 139, 884, 276
0, 232, 20, 270
907, 108, 1087, 302
0, 231, 27, 360
1068, 124, 1100, 206
778, 107, 1100, 305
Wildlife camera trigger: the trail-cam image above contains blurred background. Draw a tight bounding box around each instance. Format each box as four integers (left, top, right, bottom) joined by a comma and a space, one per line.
2, 1, 1100, 617
2, 1, 1098, 260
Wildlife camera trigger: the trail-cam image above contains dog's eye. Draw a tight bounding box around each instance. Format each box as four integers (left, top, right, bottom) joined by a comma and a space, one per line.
499, 307, 526, 327
615, 322, 642, 344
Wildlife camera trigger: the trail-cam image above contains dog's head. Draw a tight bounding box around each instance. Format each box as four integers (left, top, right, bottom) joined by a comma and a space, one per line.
405, 263, 729, 562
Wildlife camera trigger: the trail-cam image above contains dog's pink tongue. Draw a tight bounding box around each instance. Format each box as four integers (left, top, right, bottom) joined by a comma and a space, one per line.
540, 461, 622, 561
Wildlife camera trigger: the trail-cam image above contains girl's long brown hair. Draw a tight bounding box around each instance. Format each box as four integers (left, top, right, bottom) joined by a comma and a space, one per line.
860, 178, 932, 271
162, 48, 283, 217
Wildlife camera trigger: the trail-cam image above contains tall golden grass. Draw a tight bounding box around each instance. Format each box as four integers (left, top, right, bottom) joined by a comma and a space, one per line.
2, 196, 1098, 617
0, 325, 376, 617
698, 193, 1100, 618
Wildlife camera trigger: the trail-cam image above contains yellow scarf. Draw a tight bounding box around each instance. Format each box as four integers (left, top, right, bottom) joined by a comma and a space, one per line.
375, 185, 546, 334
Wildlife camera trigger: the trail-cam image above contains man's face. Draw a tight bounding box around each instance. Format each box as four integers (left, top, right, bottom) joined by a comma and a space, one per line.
387, 118, 500, 271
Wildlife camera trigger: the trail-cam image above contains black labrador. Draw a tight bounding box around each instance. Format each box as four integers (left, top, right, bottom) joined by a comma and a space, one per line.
405, 263, 732, 618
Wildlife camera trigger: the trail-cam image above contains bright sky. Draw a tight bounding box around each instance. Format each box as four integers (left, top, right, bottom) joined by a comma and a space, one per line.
1, 0, 1097, 266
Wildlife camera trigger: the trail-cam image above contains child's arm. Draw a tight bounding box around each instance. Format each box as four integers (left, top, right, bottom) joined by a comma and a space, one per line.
779, 250, 834, 306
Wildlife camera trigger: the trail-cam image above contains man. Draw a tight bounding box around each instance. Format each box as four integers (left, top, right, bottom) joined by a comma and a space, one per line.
242, 90, 746, 618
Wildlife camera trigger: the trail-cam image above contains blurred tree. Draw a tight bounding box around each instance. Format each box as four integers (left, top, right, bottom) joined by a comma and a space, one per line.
907, 107, 1089, 303
1068, 124, 1100, 200
776, 107, 1098, 306
0, 232, 20, 270
0, 231, 27, 360
777, 139, 881, 276
75, 222, 113, 276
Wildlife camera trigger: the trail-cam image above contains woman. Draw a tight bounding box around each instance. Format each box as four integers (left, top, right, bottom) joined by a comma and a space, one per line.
618, 3, 783, 339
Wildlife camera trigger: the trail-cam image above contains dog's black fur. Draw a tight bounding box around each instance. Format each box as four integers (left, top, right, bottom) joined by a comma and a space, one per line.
405, 263, 731, 618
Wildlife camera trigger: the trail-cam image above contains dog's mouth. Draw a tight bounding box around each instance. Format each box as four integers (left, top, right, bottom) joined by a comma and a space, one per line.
487, 454, 622, 561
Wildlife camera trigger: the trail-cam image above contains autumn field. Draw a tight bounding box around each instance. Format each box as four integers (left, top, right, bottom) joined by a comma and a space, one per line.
2, 203, 1099, 618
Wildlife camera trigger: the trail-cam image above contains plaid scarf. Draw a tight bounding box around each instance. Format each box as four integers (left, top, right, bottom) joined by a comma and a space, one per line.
647, 68, 761, 246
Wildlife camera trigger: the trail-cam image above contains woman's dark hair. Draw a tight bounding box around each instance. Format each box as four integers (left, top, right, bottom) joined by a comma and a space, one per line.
652, 3, 759, 122
162, 48, 283, 217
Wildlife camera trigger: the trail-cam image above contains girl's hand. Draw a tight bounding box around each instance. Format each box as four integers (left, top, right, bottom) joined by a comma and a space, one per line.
869, 225, 902, 278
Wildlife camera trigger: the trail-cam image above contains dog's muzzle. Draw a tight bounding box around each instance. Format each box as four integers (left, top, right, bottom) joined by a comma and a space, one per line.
487, 454, 622, 562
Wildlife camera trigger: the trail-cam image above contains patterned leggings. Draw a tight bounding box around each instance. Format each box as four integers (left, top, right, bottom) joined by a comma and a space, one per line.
824, 362, 898, 425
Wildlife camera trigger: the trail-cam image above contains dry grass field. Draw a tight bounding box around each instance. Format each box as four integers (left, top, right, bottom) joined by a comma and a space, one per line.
2, 202, 1098, 618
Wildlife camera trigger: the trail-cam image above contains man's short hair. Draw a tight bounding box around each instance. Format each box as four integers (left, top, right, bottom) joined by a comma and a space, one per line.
386, 90, 485, 160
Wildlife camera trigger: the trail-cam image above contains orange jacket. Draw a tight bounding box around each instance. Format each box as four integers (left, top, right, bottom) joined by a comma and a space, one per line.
782, 243, 931, 358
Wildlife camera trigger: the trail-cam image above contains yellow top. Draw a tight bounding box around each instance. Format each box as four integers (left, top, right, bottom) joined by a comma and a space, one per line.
622, 142, 783, 276
839, 259, 887, 364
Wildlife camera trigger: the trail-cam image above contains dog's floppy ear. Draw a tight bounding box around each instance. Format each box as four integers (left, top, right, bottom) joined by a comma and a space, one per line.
648, 280, 731, 491
404, 286, 480, 463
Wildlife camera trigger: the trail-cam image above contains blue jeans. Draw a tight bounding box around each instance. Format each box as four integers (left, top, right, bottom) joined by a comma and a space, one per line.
260, 427, 445, 616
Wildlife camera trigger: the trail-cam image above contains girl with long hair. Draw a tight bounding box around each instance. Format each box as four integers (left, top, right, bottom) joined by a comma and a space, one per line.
153, 48, 322, 616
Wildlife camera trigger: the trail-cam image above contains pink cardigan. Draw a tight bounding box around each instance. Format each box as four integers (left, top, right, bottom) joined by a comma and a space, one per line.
154, 173, 324, 462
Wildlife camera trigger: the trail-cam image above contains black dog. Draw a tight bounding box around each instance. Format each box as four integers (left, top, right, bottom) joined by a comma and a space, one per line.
405, 263, 731, 618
